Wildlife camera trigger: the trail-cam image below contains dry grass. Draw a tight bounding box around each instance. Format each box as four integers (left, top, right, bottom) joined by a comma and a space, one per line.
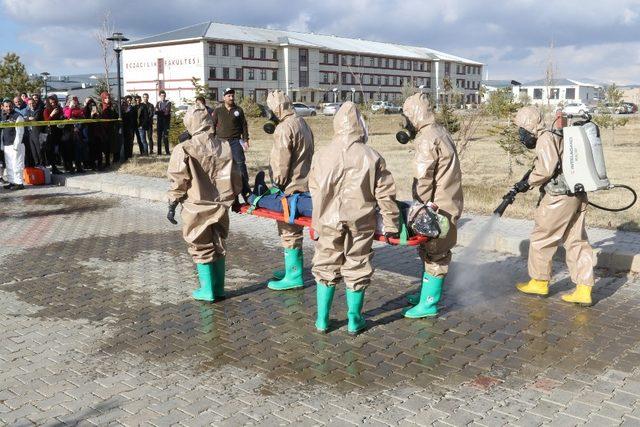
117, 113, 640, 231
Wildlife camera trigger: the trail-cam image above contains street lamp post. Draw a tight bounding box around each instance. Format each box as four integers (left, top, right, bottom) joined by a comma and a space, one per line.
332, 87, 338, 103
107, 32, 129, 161
40, 72, 50, 97
351, 87, 356, 103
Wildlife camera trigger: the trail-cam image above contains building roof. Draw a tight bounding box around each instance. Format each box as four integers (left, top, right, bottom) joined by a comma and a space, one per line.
482, 80, 513, 88
521, 78, 601, 88
126, 21, 482, 65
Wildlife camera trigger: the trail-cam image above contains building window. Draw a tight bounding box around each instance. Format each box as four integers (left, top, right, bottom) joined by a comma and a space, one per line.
342, 73, 347, 84
272, 49, 277, 60
425, 78, 431, 88
222, 44, 229, 56
299, 48, 308, 66
272, 70, 278, 80
300, 70, 308, 87
370, 57, 375, 67
236, 68, 242, 80
341, 55, 347, 66
209, 67, 216, 79
235, 45, 242, 57
223, 67, 229, 79
323, 52, 328, 63
384, 76, 389, 86
444, 62, 450, 75
565, 88, 576, 99
248, 69, 254, 80
350, 56, 356, 66
260, 69, 267, 80
549, 88, 560, 99
248, 47, 255, 58
209, 44, 216, 55
322, 72, 329, 84
533, 88, 543, 99
260, 48, 266, 59
426, 62, 432, 72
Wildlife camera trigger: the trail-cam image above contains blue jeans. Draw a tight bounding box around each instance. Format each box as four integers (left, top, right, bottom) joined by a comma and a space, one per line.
228, 139, 250, 196
137, 128, 150, 155
248, 192, 313, 218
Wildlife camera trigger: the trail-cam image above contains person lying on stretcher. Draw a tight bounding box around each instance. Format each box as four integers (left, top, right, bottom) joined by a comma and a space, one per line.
245, 170, 450, 241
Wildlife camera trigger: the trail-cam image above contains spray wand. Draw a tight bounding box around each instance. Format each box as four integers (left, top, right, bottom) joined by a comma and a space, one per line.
493, 168, 533, 217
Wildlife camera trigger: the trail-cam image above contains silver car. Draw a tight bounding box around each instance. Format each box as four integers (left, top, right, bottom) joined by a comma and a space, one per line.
293, 102, 317, 117
321, 102, 343, 116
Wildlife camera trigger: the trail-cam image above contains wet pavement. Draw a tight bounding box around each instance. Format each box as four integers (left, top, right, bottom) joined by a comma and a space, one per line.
1, 186, 640, 426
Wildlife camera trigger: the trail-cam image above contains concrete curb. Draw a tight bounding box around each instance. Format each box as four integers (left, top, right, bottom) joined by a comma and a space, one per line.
52, 172, 640, 274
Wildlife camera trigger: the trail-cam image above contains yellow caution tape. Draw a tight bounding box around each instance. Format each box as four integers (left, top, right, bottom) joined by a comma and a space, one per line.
0, 118, 121, 128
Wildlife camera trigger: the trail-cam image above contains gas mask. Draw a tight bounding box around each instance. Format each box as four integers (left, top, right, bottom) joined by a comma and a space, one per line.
263, 109, 279, 134
518, 127, 537, 149
395, 114, 416, 144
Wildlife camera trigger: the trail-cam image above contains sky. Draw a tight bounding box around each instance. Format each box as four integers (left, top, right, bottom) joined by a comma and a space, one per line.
1, 0, 639, 85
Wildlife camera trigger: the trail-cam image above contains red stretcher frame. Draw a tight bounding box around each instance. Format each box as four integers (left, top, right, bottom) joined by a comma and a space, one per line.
239, 204, 429, 246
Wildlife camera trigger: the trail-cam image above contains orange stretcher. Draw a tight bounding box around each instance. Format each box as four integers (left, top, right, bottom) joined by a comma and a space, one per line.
239, 204, 429, 246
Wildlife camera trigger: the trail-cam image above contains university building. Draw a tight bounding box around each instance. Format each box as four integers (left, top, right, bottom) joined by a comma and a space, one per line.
122, 22, 483, 106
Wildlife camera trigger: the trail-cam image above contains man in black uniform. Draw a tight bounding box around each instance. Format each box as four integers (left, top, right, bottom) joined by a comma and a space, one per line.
212, 88, 251, 201
155, 90, 172, 155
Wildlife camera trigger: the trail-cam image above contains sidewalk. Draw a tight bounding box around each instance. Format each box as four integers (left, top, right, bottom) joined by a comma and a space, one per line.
53, 171, 640, 273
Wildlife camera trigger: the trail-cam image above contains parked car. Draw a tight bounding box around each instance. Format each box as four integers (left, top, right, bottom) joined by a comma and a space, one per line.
321, 102, 343, 116
622, 102, 637, 114
560, 102, 593, 116
371, 101, 402, 114
595, 103, 627, 114
292, 102, 316, 117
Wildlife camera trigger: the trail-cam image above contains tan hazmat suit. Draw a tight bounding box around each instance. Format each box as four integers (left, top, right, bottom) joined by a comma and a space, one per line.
266, 90, 315, 249
309, 102, 399, 290
167, 104, 241, 264
402, 93, 463, 278
515, 106, 595, 286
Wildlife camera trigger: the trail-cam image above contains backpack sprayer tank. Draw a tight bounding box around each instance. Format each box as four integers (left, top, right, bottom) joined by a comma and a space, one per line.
562, 121, 610, 193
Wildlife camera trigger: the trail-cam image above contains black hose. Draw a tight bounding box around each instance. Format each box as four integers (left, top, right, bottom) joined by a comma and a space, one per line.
587, 184, 637, 212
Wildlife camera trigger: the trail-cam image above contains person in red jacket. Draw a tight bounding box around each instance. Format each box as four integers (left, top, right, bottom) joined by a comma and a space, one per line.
43, 95, 64, 174
62, 96, 85, 173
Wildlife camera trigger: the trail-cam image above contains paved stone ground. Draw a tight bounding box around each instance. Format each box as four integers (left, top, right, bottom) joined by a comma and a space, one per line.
2, 186, 640, 426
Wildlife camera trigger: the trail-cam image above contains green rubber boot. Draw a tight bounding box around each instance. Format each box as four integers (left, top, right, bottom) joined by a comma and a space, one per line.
193, 263, 215, 302
272, 268, 285, 280
404, 273, 443, 318
315, 283, 336, 332
346, 289, 367, 335
407, 272, 430, 305
212, 257, 226, 299
268, 248, 304, 290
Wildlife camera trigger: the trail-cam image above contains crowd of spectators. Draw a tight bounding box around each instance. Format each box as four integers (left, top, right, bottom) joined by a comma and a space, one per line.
0, 90, 173, 191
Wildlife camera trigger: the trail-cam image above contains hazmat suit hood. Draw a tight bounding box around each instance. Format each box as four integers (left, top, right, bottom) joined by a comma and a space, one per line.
332, 101, 368, 146
514, 106, 546, 138
402, 93, 435, 131
266, 90, 295, 121
183, 103, 213, 137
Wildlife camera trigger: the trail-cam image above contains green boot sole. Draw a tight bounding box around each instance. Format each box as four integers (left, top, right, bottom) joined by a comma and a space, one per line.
268, 248, 304, 290
193, 263, 215, 302
315, 283, 336, 332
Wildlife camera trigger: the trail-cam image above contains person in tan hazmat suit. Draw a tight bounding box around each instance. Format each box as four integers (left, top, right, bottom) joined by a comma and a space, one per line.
167, 102, 241, 302
309, 102, 400, 335
263, 90, 315, 291
399, 93, 464, 318
513, 106, 595, 306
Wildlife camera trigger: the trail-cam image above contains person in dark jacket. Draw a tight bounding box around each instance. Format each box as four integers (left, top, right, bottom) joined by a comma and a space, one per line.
43, 95, 63, 174
212, 88, 251, 200
134, 95, 149, 155
121, 95, 137, 160
83, 97, 100, 170
138, 93, 155, 154
155, 90, 171, 155
26, 95, 45, 166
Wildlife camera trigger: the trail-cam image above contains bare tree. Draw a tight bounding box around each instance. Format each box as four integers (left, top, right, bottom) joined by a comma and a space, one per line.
95, 11, 115, 96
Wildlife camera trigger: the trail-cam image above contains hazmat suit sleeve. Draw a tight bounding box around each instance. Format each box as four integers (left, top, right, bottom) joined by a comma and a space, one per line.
375, 156, 400, 234
167, 146, 191, 203
528, 132, 560, 188
412, 137, 438, 203
269, 122, 293, 191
